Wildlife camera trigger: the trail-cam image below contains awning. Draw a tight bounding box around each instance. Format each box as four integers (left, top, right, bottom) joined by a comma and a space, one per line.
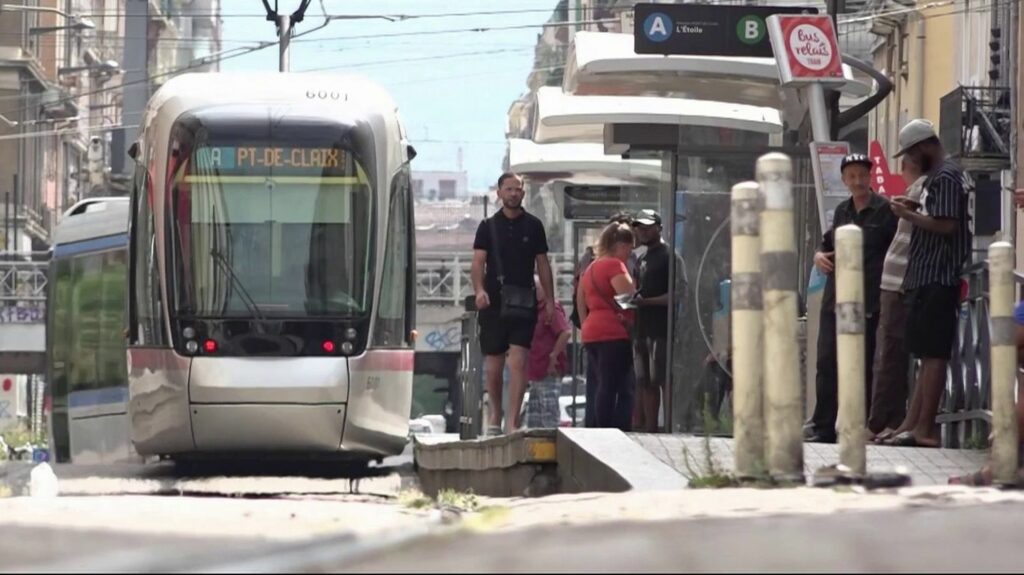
563, 31, 872, 109
507, 138, 664, 182
533, 86, 783, 144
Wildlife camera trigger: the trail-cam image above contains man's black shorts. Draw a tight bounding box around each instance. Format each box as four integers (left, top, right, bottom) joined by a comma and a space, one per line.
905, 283, 960, 360
478, 307, 536, 356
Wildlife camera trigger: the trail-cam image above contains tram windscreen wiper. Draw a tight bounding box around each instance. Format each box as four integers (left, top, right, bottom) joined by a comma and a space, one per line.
209, 248, 267, 323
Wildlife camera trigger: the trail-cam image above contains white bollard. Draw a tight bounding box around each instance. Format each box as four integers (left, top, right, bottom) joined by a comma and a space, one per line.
988, 241, 1018, 485
835, 224, 866, 477
756, 153, 803, 483
731, 181, 765, 479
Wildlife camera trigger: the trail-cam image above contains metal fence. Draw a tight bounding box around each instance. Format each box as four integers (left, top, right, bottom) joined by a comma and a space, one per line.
0, 255, 48, 303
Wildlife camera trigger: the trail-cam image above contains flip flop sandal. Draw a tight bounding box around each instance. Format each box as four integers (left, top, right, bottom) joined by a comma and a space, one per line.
872, 429, 898, 444
886, 432, 939, 448
486, 426, 503, 437
948, 469, 992, 486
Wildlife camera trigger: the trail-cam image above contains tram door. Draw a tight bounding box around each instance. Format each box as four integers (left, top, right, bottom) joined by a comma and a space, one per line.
568, 221, 606, 426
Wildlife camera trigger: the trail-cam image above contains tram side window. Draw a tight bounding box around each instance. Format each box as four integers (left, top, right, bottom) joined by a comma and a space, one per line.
372, 169, 413, 348
99, 251, 128, 389
130, 168, 166, 346
50, 258, 73, 401
69, 253, 102, 393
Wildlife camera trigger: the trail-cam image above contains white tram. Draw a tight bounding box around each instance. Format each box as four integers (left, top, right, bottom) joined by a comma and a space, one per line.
48, 73, 416, 464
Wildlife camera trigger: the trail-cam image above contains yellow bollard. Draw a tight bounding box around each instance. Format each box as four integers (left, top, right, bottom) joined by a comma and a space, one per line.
835, 224, 866, 477
731, 181, 765, 480
988, 241, 1018, 485
756, 152, 803, 483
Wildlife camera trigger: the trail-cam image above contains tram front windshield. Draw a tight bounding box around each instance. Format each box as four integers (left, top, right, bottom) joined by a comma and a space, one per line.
169, 120, 375, 320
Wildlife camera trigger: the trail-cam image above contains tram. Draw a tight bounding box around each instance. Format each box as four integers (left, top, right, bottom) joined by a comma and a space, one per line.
47, 73, 417, 464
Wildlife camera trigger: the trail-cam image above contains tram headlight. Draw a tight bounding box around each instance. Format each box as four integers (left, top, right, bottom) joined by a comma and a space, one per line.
340, 341, 354, 354
182, 326, 196, 339
185, 340, 199, 354
345, 328, 358, 341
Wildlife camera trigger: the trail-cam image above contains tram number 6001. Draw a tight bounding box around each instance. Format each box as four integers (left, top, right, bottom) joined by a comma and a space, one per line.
307, 90, 342, 100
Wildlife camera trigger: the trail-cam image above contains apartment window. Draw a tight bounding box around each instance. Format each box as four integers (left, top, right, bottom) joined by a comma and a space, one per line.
438, 179, 456, 199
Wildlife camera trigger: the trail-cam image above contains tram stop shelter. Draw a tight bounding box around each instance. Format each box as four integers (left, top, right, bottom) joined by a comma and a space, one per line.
512, 29, 876, 433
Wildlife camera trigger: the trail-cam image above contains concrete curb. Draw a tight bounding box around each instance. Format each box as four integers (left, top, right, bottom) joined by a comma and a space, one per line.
557, 428, 688, 492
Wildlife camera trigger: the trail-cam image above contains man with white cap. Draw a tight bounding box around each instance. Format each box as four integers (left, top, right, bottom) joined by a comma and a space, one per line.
884, 119, 972, 448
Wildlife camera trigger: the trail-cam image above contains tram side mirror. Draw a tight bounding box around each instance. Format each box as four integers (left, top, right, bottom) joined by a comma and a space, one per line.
127, 142, 139, 161
406, 144, 417, 162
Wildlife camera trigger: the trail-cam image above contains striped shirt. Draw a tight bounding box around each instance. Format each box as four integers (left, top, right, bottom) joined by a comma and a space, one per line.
880, 175, 926, 292
902, 160, 972, 291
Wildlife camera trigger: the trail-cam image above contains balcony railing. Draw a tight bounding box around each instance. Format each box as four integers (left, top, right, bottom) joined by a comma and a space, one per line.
0, 256, 47, 308
939, 86, 1012, 163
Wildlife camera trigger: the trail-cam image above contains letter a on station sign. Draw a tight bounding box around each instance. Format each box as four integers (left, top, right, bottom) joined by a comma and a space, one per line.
643, 12, 672, 43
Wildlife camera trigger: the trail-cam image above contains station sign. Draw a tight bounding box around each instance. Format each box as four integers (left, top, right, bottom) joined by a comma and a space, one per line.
562, 185, 658, 221
767, 14, 845, 84
633, 3, 819, 57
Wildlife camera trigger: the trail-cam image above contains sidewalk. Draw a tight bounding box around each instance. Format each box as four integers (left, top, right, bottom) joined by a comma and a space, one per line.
629, 433, 989, 485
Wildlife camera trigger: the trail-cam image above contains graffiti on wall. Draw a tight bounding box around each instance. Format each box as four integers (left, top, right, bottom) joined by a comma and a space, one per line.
0, 305, 45, 324
419, 325, 460, 352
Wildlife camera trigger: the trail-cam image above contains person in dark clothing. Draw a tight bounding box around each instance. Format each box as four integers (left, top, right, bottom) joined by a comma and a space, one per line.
631, 209, 684, 433
884, 119, 972, 448
805, 153, 899, 443
471, 172, 555, 436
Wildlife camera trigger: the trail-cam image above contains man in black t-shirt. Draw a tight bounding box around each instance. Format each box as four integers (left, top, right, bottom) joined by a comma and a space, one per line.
632, 209, 684, 433
471, 172, 554, 436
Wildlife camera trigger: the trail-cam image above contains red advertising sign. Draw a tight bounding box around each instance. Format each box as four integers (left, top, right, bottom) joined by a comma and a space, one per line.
767, 14, 845, 84
868, 140, 907, 198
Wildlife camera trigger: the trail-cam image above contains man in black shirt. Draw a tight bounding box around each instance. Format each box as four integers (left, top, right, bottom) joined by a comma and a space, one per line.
632, 209, 683, 433
472, 172, 555, 435
805, 154, 898, 443
885, 119, 971, 448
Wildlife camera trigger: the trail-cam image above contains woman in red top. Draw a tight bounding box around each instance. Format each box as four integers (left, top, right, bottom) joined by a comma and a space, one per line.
576, 222, 636, 430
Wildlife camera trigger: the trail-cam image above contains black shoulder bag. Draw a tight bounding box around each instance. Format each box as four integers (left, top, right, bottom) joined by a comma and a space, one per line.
488, 217, 537, 322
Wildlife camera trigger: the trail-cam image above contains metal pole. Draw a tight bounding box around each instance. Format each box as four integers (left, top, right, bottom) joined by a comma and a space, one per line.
12, 174, 18, 254
989, 241, 1018, 485
835, 224, 866, 477
665, 152, 678, 432
757, 152, 803, 483
278, 14, 291, 72
4, 190, 9, 254
730, 181, 765, 479
807, 84, 832, 143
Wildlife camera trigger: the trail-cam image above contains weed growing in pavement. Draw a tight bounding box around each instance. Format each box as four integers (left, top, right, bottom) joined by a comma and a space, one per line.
436, 489, 480, 512
962, 433, 988, 451
680, 396, 740, 489
399, 488, 484, 513
398, 489, 434, 509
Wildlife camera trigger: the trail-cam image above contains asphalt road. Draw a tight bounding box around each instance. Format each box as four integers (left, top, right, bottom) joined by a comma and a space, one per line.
0, 443, 424, 572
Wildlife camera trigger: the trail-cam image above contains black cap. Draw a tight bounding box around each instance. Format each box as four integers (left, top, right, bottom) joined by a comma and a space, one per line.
608, 211, 633, 224
840, 153, 872, 172
633, 209, 661, 227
